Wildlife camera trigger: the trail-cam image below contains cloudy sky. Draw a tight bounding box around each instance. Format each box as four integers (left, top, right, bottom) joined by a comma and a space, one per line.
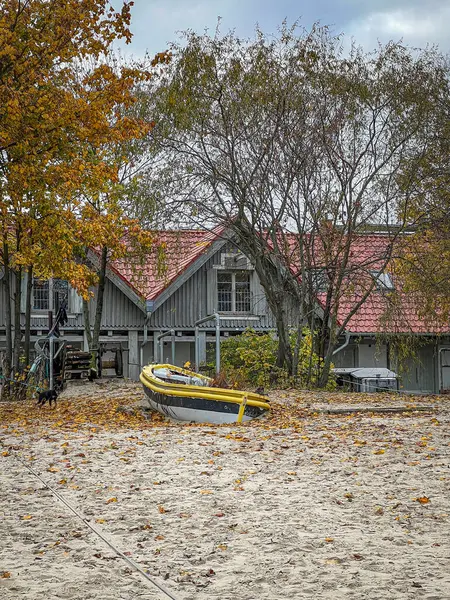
114, 0, 450, 58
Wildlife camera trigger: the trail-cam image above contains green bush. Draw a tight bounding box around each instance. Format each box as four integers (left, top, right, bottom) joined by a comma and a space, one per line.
220, 328, 336, 390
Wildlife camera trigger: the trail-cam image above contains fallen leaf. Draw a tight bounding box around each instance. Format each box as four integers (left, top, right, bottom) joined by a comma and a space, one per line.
373, 449, 385, 455
1, 571, 11, 578
325, 537, 334, 543
415, 496, 430, 504
21, 515, 32, 520
106, 497, 117, 504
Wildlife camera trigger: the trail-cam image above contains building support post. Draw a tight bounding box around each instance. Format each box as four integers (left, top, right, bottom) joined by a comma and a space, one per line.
128, 330, 139, 381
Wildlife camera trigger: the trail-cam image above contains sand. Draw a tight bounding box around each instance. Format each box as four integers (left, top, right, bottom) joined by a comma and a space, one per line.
1, 382, 449, 600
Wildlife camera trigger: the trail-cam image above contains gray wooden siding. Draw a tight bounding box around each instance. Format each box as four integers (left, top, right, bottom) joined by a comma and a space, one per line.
149, 246, 275, 330
0, 277, 6, 328
394, 342, 438, 394
1, 273, 145, 331
0, 270, 18, 328
88, 279, 144, 329
332, 344, 358, 368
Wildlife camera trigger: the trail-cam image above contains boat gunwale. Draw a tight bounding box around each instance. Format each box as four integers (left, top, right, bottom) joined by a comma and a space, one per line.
141, 364, 270, 410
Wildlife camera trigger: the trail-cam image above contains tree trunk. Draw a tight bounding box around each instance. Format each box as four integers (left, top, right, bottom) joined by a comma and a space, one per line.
318, 317, 338, 388
92, 245, 108, 351
12, 266, 22, 376
82, 299, 92, 350
2, 239, 12, 399
306, 312, 316, 387
261, 281, 293, 376
82, 246, 108, 379
319, 343, 335, 388
24, 265, 33, 367
274, 309, 293, 373
291, 315, 304, 379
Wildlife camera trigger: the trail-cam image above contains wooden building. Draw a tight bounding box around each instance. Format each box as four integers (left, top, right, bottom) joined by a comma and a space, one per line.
1, 229, 449, 393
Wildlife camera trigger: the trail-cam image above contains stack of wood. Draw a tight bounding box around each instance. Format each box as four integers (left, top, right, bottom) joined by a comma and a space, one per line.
62, 347, 92, 381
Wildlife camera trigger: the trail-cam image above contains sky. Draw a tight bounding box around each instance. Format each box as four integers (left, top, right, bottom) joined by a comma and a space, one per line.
114, 0, 450, 58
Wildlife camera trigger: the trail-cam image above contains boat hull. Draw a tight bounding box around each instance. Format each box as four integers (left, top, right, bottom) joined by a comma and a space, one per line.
140, 364, 270, 424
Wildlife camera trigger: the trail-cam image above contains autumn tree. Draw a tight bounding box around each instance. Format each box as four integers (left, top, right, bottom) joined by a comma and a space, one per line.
394, 96, 450, 326
72, 54, 169, 374
0, 0, 153, 395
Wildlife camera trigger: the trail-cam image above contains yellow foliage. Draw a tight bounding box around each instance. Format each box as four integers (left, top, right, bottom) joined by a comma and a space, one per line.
0, 0, 157, 292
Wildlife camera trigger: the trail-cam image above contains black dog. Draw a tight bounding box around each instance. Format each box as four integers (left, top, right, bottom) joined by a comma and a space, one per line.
37, 389, 58, 408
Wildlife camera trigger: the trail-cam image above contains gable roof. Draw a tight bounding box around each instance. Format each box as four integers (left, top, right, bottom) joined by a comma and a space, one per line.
111, 228, 225, 305
111, 228, 448, 334
276, 230, 449, 335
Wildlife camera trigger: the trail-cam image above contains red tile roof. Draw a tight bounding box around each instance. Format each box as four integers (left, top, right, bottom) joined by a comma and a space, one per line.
112, 229, 223, 301
331, 293, 448, 334
281, 231, 448, 334
112, 228, 448, 334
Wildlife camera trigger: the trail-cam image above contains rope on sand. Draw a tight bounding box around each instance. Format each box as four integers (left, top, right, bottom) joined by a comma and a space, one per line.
3, 445, 179, 600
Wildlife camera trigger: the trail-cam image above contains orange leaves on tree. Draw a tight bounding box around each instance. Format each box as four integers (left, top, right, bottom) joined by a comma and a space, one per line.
0, 0, 163, 296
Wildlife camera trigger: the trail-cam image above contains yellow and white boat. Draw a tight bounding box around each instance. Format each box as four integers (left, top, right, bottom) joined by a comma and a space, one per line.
140, 364, 270, 424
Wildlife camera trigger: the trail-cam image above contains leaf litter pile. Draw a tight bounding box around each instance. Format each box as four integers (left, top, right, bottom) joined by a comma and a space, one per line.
1, 381, 449, 600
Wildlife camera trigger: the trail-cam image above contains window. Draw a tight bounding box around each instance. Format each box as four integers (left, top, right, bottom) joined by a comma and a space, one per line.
370, 271, 394, 291
217, 271, 251, 312
32, 278, 69, 312
33, 279, 50, 310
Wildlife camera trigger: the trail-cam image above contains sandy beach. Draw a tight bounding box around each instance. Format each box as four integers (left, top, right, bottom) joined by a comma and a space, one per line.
1, 381, 449, 600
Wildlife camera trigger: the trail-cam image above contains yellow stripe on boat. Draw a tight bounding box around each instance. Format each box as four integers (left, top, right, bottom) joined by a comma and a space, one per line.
140, 364, 271, 411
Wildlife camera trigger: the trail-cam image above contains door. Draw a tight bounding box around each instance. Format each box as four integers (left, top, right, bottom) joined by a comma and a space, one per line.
440, 348, 450, 393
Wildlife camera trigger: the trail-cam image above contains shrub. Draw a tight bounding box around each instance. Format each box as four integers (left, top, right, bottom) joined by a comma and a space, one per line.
220, 328, 336, 390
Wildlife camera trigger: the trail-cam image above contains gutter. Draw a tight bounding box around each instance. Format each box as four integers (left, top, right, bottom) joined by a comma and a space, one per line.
332, 331, 351, 356
140, 301, 155, 371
